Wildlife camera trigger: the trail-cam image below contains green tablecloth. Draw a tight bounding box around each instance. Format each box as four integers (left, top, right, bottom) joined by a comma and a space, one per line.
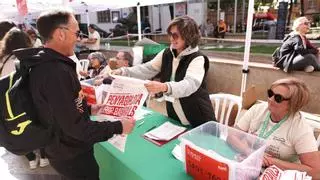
93, 111, 193, 180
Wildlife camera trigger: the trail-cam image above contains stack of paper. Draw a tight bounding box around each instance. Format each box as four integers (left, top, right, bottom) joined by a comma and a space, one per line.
145, 122, 186, 141
134, 108, 152, 121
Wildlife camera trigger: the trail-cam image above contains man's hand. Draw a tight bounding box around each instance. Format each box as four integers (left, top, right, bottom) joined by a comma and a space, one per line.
144, 81, 168, 94
110, 69, 123, 75
91, 104, 105, 115
79, 70, 88, 77
121, 118, 135, 134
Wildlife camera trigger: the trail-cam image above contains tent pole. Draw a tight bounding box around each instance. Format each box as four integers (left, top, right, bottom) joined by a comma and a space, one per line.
137, 2, 142, 41
217, 0, 220, 23
86, 9, 90, 26
240, 0, 254, 96
234, 0, 237, 33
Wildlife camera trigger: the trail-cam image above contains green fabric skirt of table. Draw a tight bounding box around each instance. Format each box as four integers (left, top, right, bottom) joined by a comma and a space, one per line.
93, 111, 193, 180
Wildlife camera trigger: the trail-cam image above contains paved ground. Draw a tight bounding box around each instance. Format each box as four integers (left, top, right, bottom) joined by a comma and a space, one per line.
0, 147, 63, 180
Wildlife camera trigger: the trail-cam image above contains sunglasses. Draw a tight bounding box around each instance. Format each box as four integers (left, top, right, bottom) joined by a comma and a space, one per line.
168, 32, 180, 40
267, 89, 290, 103
59, 27, 81, 37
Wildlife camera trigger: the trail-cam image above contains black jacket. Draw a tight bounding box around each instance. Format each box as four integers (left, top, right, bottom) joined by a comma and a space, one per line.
160, 48, 216, 127
277, 33, 318, 72
14, 48, 122, 160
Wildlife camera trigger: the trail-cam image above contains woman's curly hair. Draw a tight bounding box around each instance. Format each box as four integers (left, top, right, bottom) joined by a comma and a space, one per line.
167, 15, 201, 48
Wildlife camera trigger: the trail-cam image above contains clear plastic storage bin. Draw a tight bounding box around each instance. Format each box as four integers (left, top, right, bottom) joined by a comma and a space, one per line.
179, 121, 267, 180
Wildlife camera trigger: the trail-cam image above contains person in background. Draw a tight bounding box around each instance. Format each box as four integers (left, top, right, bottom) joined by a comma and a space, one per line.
0, 20, 16, 40
26, 29, 43, 48
111, 15, 216, 127
93, 51, 133, 85
82, 52, 108, 79
202, 19, 214, 37
277, 16, 320, 73
82, 24, 100, 52
0, 27, 49, 169
234, 78, 320, 172
0, 27, 32, 77
14, 9, 135, 179
115, 51, 133, 68
215, 19, 227, 39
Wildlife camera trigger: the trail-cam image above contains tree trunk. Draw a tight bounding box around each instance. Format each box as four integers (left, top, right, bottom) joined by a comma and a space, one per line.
276, 2, 289, 39
301, 0, 305, 16
287, 0, 293, 26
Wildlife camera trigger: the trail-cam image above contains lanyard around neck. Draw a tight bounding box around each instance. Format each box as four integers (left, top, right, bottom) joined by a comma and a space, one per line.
258, 112, 288, 139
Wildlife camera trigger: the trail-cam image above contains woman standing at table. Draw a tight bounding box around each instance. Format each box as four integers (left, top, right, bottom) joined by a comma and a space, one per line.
111, 15, 216, 127
234, 78, 319, 172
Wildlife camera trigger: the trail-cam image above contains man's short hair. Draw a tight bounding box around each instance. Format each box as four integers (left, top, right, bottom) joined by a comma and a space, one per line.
122, 52, 133, 67
88, 24, 95, 30
36, 9, 73, 42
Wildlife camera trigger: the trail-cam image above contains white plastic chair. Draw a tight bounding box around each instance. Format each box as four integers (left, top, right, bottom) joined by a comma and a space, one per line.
300, 112, 320, 148
79, 59, 90, 72
132, 46, 143, 66
209, 93, 242, 126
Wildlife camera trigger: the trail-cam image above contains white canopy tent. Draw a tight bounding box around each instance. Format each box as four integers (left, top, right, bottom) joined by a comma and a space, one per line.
67, 0, 186, 40
0, 0, 255, 95
0, 0, 185, 40
0, 0, 63, 22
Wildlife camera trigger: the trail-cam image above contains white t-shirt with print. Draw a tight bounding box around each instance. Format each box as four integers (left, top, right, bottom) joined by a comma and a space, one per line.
236, 102, 318, 162
87, 31, 100, 50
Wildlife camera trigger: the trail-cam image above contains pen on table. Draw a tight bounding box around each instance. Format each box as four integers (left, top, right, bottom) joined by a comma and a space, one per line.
137, 120, 145, 127
145, 125, 157, 132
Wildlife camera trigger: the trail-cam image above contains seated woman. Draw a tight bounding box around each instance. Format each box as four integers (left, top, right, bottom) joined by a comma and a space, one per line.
81, 52, 109, 79
234, 78, 319, 172
276, 17, 320, 72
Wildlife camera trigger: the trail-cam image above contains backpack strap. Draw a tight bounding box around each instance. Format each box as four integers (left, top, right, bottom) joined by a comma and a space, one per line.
0, 54, 13, 75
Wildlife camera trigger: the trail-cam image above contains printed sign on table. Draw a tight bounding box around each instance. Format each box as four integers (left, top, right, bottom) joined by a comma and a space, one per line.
185, 144, 229, 180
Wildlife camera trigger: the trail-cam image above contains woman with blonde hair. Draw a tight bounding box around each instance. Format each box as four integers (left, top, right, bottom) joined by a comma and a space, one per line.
235, 78, 319, 172
276, 16, 320, 72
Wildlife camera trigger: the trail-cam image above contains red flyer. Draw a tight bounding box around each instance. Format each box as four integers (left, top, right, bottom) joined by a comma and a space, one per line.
185, 144, 229, 180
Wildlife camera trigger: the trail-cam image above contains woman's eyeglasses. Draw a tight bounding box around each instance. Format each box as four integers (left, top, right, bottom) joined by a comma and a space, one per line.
168, 32, 180, 40
59, 27, 81, 37
267, 89, 290, 103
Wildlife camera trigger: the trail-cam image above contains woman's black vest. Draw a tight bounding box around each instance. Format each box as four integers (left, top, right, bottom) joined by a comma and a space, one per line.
160, 48, 216, 127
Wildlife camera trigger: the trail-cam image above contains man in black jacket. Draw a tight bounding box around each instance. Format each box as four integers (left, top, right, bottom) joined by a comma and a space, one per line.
15, 9, 135, 180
